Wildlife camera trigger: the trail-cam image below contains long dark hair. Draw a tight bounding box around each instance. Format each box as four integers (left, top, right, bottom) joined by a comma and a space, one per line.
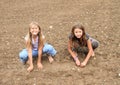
71, 24, 87, 46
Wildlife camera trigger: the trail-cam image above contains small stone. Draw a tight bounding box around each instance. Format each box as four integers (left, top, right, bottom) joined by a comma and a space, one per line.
77, 68, 80, 71
94, 57, 96, 60
118, 44, 120, 47
49, 26, 53, 29
72, 68, 75, 70
7, 42, 9, 45
118, 73, 120, 77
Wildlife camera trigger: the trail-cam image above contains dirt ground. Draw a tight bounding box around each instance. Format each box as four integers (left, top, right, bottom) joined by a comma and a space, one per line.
0, 0, 120, 85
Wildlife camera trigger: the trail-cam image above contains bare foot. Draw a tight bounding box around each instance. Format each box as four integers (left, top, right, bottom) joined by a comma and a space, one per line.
48, 56, 54, 63
37, 63, 43, 69
27, 65, 33, 72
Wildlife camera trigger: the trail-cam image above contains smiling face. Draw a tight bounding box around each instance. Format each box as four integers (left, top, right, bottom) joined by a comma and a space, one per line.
30, 24, 40, 36
74, 28, 83, 38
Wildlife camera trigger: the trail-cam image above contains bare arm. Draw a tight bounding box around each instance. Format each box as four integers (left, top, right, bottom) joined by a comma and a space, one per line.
28, 48, 33, 66
68, 40, 80, 66
68, 40, 77, 58
37, 36, 44, 69
81, 39, 93, 66
37, 35, 45, 63
37, 44, 43, 64
27, 46, 34, 72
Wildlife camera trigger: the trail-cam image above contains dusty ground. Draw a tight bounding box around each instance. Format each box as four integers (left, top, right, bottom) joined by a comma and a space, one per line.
0, 0, 120, 85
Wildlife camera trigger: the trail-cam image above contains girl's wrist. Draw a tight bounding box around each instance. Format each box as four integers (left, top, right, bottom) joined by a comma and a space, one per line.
73, 56, 78, 61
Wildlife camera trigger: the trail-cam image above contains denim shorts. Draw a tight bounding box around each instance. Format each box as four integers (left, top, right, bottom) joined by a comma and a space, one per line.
19, 43, 57, 63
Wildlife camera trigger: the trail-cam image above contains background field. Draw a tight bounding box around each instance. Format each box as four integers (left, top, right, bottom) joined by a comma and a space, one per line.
0, 0, 120, 85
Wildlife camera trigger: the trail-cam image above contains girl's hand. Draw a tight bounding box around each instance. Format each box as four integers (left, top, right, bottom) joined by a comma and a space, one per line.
74, 57, 80, 66
37, 63, 43, 69
80, 61, 87, 67
27, 65, 33, 72
75, 59, 81, 66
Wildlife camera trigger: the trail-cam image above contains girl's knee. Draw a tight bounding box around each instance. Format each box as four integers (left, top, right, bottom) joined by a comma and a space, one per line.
47, 45, 54, 50
43, 44, 57, 56
92, 41, 99, 49
19, 52, 23, 58
19, 49, 28, 59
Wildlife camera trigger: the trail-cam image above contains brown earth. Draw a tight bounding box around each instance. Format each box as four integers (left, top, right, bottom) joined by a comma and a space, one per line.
0, 0, 120, 85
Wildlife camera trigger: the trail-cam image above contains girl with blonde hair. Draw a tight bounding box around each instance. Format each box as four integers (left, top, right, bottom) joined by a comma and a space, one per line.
19, 22, 57, 72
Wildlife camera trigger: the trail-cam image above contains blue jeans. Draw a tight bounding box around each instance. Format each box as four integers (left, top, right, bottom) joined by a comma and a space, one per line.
19, 43, 57, 63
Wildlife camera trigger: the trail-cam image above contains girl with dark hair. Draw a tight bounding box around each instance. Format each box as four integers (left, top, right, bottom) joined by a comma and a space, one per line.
68, 24, 99, 67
